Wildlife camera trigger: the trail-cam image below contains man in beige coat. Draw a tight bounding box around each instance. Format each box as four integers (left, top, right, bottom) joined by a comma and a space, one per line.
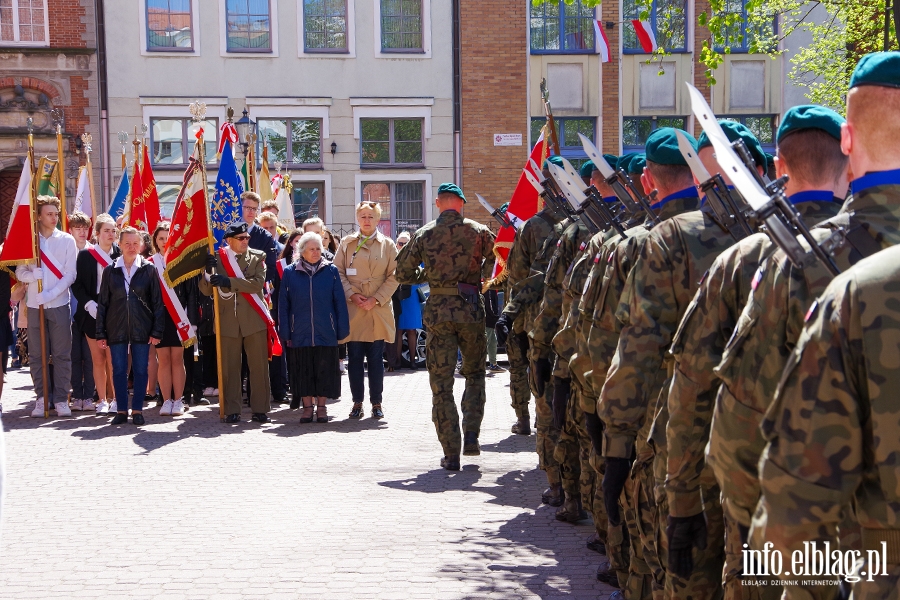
334, 201, 399, 419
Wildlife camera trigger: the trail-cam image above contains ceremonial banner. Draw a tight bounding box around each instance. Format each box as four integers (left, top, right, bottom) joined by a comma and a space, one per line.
109, 171, 129, 220
593, 20, 611, 62
274, 177, 294, 230
258, 145, 274, 204
74, 166, 93, 219
210, 138, 244, 248
123, 151, 142, 227
34, 157, 58, 197
128, 143, 162, 233
632, 19, 658, 53
0, 155, 37, 271
164, 155, 209, 287
488, 133, 548, 285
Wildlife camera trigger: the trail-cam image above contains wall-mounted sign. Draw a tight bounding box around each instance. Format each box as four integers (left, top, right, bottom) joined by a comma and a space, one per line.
493, 133, 522, 146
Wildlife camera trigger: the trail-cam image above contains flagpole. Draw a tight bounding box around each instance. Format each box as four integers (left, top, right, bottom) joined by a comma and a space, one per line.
26, 119, 51, 418
82, 133, 97, 220
246, 134, 257, 194
191, 101, 227, 421
51, 112, 68, 232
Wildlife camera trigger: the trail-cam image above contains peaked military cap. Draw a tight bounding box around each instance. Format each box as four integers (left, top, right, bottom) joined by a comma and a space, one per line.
579, 160, 597, 178
224, 221, 249, 239
645, 127, 695, 166
437, 182, 466, 203
850, 51, 900, 89
698, 120, 767, 169
777, 104, 845, 142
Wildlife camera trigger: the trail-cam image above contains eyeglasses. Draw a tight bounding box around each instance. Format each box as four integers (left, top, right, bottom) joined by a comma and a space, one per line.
396, 242, 406, 247
233, 235, 251, 241
242, 205, 259, 213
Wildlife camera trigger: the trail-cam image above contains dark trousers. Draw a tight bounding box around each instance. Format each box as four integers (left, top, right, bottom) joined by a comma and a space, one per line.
70, 320, 94, 399
199, 335, 217, 389
269, 352, 287, 400
183, 345, 204, 402
111, 342, 149, 413
347, 340, 384, 404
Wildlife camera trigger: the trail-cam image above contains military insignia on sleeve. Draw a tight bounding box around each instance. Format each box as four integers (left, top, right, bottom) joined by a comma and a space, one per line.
579, 242, 587, 252
751, 266, 765, 291
805, 300, 819, 323
593, 252, 601, 264
699, 269, 709, 286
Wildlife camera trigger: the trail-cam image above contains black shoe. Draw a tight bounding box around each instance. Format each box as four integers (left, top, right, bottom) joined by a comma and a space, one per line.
251, 413, 269, 423
290, 397, 301, 410
586, 534, 607, 555
596, 560, 619, 587
371, 404, 384, 419
440, 455, 460, 471
195, 396, 210, 406
348, 403, 363, 419
462, 431, 480, 456
511, 417, 531, 435
110, 413, 128, 425
225, 413, 241, 424
541, 485, 564, 506
132, 413, 145, 426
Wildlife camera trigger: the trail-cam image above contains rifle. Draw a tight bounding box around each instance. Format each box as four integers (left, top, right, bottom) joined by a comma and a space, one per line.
548, 160, 628, 237
540, 78, 562, 156
686, 84, 840, 276
475, 193, 517, 230
528, 158, 576, 222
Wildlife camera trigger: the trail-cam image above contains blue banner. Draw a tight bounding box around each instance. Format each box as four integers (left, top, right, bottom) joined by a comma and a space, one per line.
210, 139, 244, 248
109, 170, 129, 219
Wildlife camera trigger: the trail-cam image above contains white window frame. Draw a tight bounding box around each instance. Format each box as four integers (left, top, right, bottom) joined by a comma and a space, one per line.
297, 0, 355, 58
350, 98, 433, 139
354, 173, 434, 225
138, 0, 200, 56
218, 0, 279, 57
372, 0, 430, 59
0, 0, 50, 47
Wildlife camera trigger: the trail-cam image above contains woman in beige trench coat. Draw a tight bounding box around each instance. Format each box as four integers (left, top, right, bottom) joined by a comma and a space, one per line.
334, 201, 399, 419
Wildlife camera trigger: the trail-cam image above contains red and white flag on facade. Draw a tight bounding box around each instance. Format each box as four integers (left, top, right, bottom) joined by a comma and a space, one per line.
632, 20, 658, 53
593, 20, 611, 63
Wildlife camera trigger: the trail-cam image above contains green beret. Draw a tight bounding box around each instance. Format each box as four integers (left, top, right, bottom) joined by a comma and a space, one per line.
616, 152, 637, 172
776, 104, 845, 143
579, 160, 596, 178
543, 155, 564, 170
627, 153, 646, 175
499, 202, 509, 214
698, 120, 766, 169
603, 154, 619, 169
437, 182, 466, 203
765, 152, 775, 169
645, 127, 695, 166
850, 51, 900, 89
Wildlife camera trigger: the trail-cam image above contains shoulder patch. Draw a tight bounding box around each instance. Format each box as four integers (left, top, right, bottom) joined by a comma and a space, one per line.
593, 252, 602, 264
579, 242, 587, 252
751, 266, 765, 291
805, 300, 819, 323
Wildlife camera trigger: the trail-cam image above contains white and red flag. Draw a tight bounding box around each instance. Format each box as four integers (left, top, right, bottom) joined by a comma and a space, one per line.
632, 19, 658, 53
593, 20, 611, 62
0, 154, 36, 271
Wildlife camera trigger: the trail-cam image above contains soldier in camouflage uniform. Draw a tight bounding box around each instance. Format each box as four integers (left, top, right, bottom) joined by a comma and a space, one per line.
598, 126, 747, 599
709, 52, 900, 590
664, 107, 848, 600
753, 243, 900, 598
396, 183, 495, 471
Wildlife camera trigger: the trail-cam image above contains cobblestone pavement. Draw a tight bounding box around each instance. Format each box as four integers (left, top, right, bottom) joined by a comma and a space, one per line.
0, 360, 616, 599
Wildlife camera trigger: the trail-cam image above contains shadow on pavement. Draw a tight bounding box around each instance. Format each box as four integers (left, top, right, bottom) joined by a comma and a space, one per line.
481, 433, 536, 454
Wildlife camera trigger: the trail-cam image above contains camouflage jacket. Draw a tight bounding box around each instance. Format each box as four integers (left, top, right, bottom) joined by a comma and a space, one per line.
751, 245, 900, 597
549, 233, 594, 378
709, 181, 900, 526
599, 203, 735, 462
665, 198, 842, 518
502, 209, 562, 333
395, 209, 494, 327
531, 220, 592, 361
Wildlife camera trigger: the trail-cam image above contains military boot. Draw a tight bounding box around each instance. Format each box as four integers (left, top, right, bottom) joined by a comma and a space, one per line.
462, 432, 480, 456
542, 483, 564, 506
440, 455, 460, 471
511, 409, 532, 435
555, 497, 589, 523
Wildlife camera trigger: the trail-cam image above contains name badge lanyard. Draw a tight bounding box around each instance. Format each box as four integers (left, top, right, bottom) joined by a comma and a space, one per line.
348, 234, 373, 269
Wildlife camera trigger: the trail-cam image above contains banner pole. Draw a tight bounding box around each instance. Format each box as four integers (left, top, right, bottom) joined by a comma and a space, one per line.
27, 123, 52, 417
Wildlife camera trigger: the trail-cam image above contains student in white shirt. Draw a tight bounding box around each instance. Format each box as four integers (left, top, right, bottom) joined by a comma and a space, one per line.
15, 196, 78, 418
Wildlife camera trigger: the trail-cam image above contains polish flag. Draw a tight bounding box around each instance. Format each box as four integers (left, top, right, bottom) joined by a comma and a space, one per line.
0, 155, 37, 269
593, 20, 611, 63
632, 19, 658, 53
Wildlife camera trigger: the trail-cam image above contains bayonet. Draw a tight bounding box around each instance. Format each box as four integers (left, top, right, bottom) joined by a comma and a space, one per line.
579, 133, 660, 224
476, 193, 515, 230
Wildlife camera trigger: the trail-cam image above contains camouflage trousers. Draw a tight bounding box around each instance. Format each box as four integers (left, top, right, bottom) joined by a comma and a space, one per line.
425, 320, 487, 457
554, 387, 598, 514
654, 473, 725, 600
506, 329, 531, 416
535, 377, 560, 475
623, 458, 663, 600
723, 513, 780, 600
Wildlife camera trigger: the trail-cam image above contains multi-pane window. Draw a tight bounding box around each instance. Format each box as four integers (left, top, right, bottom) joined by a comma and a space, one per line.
292, 184, 323, 222
150, 118, 219, 166
360, 118, 424, 166
303, 0, 347, 52
258, 119, 322, 166
146, 0, 193, 51
361, 181, 424, 238
0, 0, 47, 45
623, 0, 686, 53
530, 0, 595, 54
622, 116, 687, 151
715, 0, 776, 53
723, 114, 776, 153
530, 117, 596, 167
381, 0, 422, 52
225, 0, 271, 52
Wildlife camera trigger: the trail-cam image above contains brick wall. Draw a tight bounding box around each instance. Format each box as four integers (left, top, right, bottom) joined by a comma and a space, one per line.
600, 3, 620, 153
48, 0, 89, 48
692, 0, 713, 138
459, 0, 528, 226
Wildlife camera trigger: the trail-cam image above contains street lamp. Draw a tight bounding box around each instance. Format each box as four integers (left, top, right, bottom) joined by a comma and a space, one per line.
235, 107, 256, 156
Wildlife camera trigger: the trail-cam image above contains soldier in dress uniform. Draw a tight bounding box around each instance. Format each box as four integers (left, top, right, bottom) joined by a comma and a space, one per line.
395, 184, 495, 471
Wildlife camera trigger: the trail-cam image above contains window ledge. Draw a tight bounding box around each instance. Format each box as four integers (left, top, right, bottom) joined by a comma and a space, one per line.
246, 97, 332, 107
360, 163, 426, 170
141, 96, 228, 106
350, 97, 434, 107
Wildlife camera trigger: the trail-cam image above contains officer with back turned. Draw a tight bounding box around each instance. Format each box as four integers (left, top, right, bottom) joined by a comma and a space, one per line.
395, 183, 495, 471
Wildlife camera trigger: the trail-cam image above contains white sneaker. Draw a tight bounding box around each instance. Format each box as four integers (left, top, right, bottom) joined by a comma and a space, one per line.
31, 397, 44, 418
339, 361, 346, 373
203, 387, 218, 397
171, 399, 184, 416
159, 399, 173, 416
72, 399, 83, 411
95, 400, 110, 415
109, 400, 118, 413
82, 399, 95, 411
55, 400, 72, 417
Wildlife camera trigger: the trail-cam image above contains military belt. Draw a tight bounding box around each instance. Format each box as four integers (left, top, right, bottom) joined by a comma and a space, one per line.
862, 528, 900, 565
429, 286, 461, 295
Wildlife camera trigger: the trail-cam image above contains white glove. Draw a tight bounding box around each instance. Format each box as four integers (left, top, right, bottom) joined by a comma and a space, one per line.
34, 291, 47, 305
31, 268, 44, 281
85, 301, 98, 319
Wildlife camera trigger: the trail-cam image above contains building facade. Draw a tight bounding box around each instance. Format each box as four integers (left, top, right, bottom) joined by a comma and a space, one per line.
104, 0, 454, 236
0, 0, 101, 234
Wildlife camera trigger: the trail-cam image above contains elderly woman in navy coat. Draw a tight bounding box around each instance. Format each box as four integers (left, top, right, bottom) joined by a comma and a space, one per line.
278, 232, 350, 423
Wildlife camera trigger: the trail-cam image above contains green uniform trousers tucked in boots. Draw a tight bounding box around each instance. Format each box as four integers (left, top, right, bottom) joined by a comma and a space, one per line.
506, 329, 531, 418
426, 320, 487, 457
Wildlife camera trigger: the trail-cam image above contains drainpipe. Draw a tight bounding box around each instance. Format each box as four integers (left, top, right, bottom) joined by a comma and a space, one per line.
452, 0, 461, 186
96, 0, 110, 208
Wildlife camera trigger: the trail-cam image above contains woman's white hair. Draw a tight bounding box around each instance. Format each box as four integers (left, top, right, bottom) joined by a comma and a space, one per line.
293, 231, 324, 263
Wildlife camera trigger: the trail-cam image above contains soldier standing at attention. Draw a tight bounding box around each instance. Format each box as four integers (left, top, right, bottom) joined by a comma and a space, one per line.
396, 184, 495, 471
